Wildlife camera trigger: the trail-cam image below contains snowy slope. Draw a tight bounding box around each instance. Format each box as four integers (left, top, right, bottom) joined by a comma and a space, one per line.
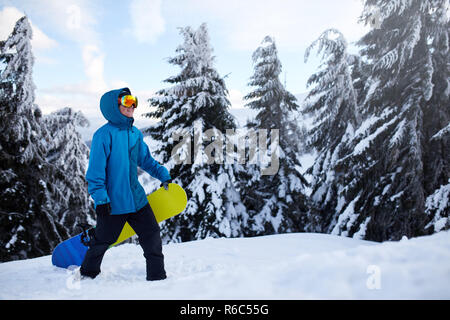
1, 231, 449, 300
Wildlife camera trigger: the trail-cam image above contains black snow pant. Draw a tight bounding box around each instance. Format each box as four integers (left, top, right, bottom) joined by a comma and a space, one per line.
80, 203, 166, 281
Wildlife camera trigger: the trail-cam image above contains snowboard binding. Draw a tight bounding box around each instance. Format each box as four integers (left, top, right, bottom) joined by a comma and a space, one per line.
79, 224, 95, 247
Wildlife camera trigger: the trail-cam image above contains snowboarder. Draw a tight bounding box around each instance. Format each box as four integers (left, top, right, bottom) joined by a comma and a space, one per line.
80, 87, 171, 281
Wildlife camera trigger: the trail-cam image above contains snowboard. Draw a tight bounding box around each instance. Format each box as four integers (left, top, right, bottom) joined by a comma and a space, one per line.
51, 183, 187, 269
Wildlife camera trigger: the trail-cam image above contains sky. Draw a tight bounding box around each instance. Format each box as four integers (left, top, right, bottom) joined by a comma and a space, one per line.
0, 0, 370, 139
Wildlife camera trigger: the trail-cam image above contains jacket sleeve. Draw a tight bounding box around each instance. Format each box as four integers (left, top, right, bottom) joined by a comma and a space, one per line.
138, 132, 171, 183
86, 130, 111, 207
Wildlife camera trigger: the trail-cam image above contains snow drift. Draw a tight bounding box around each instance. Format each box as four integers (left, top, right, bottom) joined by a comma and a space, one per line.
0, 231, 449, 299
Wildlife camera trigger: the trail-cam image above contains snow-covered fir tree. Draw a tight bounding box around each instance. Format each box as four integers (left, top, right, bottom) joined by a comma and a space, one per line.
0, 17, 94, 261
422, 13, 450, 232
0, 16, 52, 261
239, 36, 310, 236
302, 29, 365, 232
145, 23, 246, 243
0, 16, 44, 162
327, 0, 450, 241
42, 108, 95, 233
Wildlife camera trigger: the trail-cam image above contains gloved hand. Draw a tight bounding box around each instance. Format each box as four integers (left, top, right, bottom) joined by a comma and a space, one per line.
161, 179, 172, 190
96, 203, 111, 216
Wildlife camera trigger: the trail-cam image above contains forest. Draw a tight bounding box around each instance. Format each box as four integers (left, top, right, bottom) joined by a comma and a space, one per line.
0, 0, 448, 262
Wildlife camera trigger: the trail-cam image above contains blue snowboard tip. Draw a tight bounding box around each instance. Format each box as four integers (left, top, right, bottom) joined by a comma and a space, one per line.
52, 233, 89, 269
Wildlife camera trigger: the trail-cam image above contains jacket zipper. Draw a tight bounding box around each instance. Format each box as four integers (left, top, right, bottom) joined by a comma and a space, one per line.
127, 126, 137, 212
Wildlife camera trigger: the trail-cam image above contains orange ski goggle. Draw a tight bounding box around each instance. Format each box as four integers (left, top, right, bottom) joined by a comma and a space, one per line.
118, 95, 138, 108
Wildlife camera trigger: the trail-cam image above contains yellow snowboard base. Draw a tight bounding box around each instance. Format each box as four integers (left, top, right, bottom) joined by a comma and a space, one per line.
110, 183, 187, 247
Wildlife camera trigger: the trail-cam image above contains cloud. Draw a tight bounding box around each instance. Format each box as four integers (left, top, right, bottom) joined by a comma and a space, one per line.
82, 45, 107, 93
228, 88, 245, 109
0, 6, 57, 50
31, 21, 58, 50
129, 0, 165, 44
27, 0, 101, 45
13, 1, 108, 99
42, 42, 107, 98
185, 0, 368, 51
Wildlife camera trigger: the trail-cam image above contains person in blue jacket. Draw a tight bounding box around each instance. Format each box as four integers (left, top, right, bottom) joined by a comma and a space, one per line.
80, 87, 171, 281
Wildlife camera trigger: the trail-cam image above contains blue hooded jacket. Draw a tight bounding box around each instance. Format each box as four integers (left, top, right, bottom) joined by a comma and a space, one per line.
86, 88, 171, 215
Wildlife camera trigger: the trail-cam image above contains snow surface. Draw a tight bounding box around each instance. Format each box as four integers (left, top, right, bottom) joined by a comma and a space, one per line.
1, 231, 450, 300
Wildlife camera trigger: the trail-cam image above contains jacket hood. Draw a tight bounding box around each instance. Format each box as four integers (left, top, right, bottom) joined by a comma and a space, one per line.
100, 87, 134, 128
